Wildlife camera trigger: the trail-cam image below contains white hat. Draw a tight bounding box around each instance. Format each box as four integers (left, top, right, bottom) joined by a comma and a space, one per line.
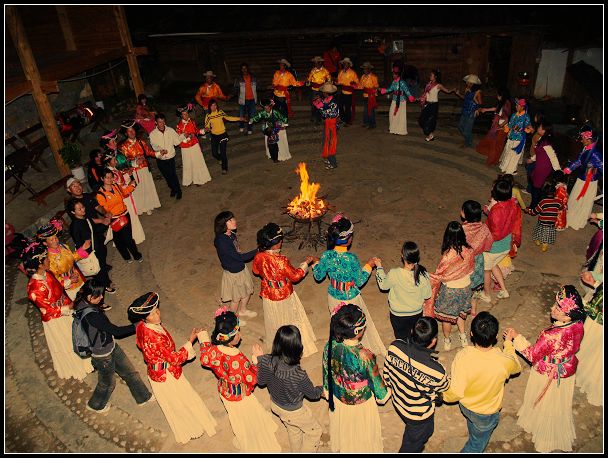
277, 59, 291, 66
202, 70, 216, 78
463, 74, 481, 85
360, 61, 374, 69
311, 56, 324, 63
66, 177, 79, 191
319, 82, 337, 94
339, 57, 353, 66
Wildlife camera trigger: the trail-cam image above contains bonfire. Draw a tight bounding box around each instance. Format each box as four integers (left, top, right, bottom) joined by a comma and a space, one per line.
286, 162, 328, 220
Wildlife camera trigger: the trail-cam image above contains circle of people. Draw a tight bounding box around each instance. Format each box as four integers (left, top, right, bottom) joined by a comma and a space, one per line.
17, 54, 603, 454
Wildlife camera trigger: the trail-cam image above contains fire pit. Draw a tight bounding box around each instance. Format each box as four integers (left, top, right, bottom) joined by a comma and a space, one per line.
283, 162, 330, 250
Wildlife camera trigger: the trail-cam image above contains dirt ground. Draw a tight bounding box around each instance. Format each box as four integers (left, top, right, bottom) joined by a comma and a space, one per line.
4, 96, 603, 453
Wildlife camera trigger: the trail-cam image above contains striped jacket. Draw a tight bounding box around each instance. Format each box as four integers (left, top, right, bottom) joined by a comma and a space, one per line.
530, 197, 563, 225
382, 339, 450, 421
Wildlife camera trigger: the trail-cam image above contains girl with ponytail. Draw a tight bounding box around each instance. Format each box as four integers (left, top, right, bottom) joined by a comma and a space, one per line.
313, 214, 386, 356
323, 303, 390, 452
375, 241, 432, 340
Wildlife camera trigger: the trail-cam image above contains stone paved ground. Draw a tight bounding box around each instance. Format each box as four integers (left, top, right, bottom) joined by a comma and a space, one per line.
5, 98, 603, 453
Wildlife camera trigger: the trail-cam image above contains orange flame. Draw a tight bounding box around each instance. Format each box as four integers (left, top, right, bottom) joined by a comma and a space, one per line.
287, 162, 327, 219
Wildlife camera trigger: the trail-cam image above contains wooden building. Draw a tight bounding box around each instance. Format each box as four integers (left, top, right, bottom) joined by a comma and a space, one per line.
5, 5, 146, 176
149, 26, 544, 97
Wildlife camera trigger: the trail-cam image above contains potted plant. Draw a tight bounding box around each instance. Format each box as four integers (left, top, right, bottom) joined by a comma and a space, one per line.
59, 141, 86, 183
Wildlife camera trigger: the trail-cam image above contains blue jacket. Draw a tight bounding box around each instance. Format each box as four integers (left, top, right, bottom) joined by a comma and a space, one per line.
567, 143, 603, 182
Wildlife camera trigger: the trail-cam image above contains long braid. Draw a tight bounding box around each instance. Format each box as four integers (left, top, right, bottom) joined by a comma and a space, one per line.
327, 324, 336, 412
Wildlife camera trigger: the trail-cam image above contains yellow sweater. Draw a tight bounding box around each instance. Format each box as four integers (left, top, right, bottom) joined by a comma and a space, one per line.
204, 110, 240, 135
337, 69, 360, 94
442, 342, 521, 414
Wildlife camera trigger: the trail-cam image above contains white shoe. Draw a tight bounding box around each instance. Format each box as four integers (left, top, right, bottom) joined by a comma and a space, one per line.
238, 318, 248, 326
247, 131, 253, 135
146, 210, 152, 216
86, 404, 110, 413
478, 292, 492, 303
239, 128, 244, 133
497, 290, 510, 299
443, 338, 452, 352
239, 309, 257, 318
459, 333, 469, 347
138, 394, 156, 406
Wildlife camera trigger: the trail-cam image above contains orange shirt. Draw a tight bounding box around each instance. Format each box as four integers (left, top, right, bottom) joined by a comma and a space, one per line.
359, 73, 379, 97
272, 70, 298, 97
195, 83, 227, 109
243, 75, 254, 100
307, 67, 332, 89
96, 183, 135, 217
337, 69, 360, 94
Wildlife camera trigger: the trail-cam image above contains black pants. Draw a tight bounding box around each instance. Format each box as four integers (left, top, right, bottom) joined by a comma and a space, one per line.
274, 96, 288, 121
156, 157, 181, 196
93, 233, 111, 287
397, 412, 435, 453
211, 133, 229, 171
339, 93, 353, 124
112, 215, 141, 261
390, 312, 422, 340
268, 141, 279, 161
419, 102, 439, 136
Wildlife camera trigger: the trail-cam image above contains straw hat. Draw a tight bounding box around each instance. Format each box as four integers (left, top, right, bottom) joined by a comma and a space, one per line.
311, 56, 324, 63
202, 70, 217, 78
339, 57, 353, 66
277, 58, 291, 66
319, 82, 337, 94
463, 74, 481, 85
360, 61, 374, 69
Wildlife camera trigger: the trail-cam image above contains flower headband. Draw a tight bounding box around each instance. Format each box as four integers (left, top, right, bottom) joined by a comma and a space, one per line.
129, 292, 160, 316
332, 213, 354, 243
22, 241, 47, 261
516, 98, 527, 107
120, 119, 137, 130
580, 130, 593, 140
100, 129, 118, 141
330, 302, 367, 335
556, 289, 580, 315
177, 103, 194, 113
214, 306, 240, 342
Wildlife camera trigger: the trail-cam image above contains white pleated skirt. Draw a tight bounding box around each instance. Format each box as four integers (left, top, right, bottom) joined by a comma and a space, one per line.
265, 129, 292, 161
567, 179, 598, 230
131, 167, 161, 215
181, 143, 212, 186
220, 266, 254, 303
329, 396, 383, 452
43, 315, 94, 380
575, 317, 603, 406
388, 100, 408, 135
498, 139, 525, 175
327, 294, 387, 356
149, 371, 217, 444
65, 281, 84, 301
516, 370, 576, 452
262, 291, 318, 357
221, 393, 281, 452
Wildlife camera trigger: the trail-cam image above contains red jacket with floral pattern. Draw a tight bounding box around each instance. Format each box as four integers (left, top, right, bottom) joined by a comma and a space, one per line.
200, 342, 257, 401
252, 251, 307, 301
27, 271, 72, 322
135, 322, 191, 382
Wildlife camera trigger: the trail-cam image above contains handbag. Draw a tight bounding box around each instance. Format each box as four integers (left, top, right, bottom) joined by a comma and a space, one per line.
110, 214, 129, 232
76, 220, 101, 276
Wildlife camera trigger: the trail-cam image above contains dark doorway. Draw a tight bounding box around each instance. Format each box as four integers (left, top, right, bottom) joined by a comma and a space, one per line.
488, 36, 512, 90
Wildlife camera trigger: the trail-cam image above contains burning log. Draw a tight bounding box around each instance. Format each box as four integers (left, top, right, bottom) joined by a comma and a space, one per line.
286, 162, 327, 220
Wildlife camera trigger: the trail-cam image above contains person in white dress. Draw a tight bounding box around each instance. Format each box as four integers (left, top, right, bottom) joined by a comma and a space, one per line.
175, 103, 212, 186
128, 292, 217, 444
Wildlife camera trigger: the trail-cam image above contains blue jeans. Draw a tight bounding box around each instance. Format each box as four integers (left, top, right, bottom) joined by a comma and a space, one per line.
239, 100, 257, 131
458, 114, 475, 147
363, 105, 376, 127
88, 343, 151, 410
459, 404, 500, 453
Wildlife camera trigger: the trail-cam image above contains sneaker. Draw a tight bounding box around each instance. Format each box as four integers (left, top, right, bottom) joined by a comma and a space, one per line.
534, 239, 541, 246
247, 131, 253, 135
221, 169, 227, 175
239, 309, 257, 318
137, 256, 144, 263
478, 292, 492, 303
101, 304, 113, 311
239, 128, 245, 133
238, 318, 248, 326
146, 210, 153, 216
138, 394, 156, 407
541, 243, 549, 252
497, 289, 510, 299
86, 404, 110, 414
459, 333, 469, 347
443, 338, 452, 352
127, 258, 134, 264
105, 287, 116, 294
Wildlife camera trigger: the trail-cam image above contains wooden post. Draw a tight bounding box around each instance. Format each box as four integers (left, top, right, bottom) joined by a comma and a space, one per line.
6, 6, 69, 177
113, 5, 145, 97
55, 6, 76, 51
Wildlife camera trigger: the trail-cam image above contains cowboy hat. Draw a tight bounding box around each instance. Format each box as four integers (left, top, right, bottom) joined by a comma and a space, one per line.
277, 58, 291, 66
360, 61, 374, 69
319, 82, 337, 94
463, 74, 481, 85
202, 70, 217, 78
310, 56, 324, 63
339, 57, 353, 66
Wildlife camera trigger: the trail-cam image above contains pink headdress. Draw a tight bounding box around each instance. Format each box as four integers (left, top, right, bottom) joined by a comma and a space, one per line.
516, 98, 527, 107
331, 301, 348, 316
555, 287, 582, 316
214, 306, 229, 318
100, 129, 118, 141
580, 130, 593, 141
